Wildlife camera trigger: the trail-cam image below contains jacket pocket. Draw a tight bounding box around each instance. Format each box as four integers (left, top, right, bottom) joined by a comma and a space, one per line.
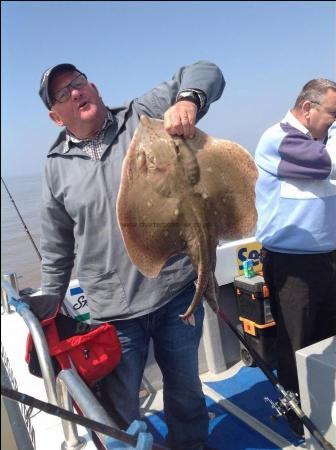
78, 271, 129, 319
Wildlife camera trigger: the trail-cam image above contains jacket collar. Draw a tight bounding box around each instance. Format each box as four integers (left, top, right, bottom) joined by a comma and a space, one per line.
282, 110, 310, 136
47, 103, 132, 157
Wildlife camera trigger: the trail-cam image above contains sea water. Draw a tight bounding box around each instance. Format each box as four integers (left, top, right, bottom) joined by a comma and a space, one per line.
1, 173, 44, 291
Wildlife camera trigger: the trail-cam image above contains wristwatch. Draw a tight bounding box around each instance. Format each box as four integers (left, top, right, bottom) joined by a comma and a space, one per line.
176, 89, 207, 111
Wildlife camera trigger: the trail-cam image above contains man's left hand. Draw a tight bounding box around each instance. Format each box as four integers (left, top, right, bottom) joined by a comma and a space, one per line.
164, 101, 197, 139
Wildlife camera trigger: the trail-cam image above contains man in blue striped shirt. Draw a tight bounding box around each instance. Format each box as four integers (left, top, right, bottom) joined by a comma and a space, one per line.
255, 78, 336, 436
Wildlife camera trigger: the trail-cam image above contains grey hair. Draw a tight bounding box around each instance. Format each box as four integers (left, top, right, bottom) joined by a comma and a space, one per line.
294, 78, 336, 109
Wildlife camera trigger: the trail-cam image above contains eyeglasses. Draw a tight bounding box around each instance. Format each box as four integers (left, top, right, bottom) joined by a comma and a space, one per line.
310, 101, 336, 119
52, 73, 88, 104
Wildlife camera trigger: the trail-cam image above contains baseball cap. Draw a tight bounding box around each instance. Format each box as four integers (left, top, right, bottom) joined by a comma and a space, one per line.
39, 63, 80, 109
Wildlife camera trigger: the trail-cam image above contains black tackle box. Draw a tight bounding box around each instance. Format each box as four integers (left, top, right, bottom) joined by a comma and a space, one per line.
234, 274, 274, 325
234, 274, 277, 368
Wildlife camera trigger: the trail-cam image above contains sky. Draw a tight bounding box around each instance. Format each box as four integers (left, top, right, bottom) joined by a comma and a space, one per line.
1, 0, 335, 178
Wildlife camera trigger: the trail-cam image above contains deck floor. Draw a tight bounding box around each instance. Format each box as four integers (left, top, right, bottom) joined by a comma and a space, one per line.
141, 363, 306, 450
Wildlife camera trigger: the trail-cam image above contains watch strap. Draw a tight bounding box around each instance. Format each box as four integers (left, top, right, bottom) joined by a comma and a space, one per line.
176, 89, 207, 111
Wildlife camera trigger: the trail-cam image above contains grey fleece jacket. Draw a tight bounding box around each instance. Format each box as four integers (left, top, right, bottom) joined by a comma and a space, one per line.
40, 60, 225, 322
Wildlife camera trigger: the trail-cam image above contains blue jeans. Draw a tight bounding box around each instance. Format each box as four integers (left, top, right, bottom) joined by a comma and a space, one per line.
97, 283, 208, 450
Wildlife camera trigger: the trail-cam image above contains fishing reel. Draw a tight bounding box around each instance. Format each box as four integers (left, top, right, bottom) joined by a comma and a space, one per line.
264, 390, 300, 421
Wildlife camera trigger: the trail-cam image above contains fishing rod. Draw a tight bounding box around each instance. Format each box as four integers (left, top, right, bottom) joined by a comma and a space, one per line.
216, 307, 335, 450
1, 176, 42, 261
1, 385, 167, 450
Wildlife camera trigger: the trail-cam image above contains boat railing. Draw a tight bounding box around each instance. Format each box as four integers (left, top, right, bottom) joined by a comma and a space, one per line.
1, 272, 19, 314
1, 277, 157, 450
56, 368, 155, 449
1, 279, 58, 404
1, 278, 86, 449
56, 368, 116, 449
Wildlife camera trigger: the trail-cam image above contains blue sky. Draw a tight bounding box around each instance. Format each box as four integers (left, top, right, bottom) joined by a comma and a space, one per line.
1, 1, 335, 177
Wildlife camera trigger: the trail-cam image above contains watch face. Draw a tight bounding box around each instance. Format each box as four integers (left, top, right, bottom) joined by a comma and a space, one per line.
178, 92, 197, 103
176, 90, 201, 109
181, 92, 194, 99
